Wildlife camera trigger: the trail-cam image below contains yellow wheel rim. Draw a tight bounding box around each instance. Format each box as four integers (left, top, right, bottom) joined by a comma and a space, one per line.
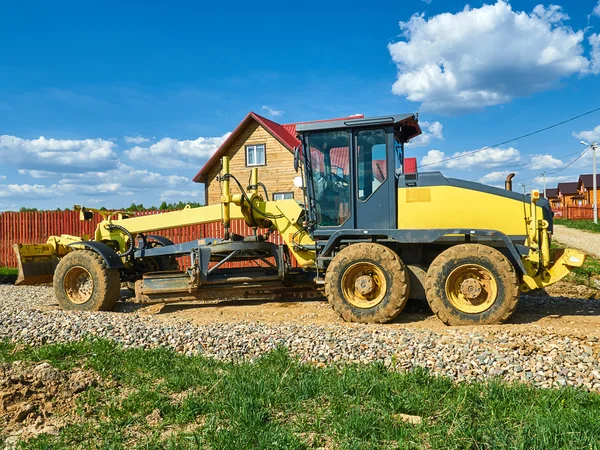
63, 266, 94, 305
341, 262, 387, 309
445, 264, 498, 314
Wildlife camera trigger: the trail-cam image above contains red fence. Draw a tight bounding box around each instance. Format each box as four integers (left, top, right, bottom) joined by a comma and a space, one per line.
552, 206, 594, 220
0, 210, 293, 269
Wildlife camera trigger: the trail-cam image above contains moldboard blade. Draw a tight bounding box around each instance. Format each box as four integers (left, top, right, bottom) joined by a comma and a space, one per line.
13, 243, 58, 285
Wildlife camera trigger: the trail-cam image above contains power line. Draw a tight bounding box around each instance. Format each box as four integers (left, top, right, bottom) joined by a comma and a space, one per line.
418, 106, 600, 168
518, 147, 590, 184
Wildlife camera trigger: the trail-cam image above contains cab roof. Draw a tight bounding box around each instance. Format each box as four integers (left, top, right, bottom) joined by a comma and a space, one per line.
295, 113, 422, 143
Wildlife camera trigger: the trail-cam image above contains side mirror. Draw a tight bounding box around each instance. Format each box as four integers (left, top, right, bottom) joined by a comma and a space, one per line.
293, 146, 300, 172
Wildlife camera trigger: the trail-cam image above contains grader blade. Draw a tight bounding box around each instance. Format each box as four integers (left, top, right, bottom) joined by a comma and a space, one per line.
13, 243, 58, 285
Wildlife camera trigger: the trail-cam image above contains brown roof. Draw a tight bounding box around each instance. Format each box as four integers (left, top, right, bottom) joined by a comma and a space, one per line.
544, 188, 558, 199
557, 182, 579, 196
578, 174, 600, 190
192, 112, 364, 182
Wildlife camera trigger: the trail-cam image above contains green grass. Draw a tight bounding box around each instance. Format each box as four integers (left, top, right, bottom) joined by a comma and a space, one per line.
2, 339, 600, 449
554, 218, 600, 233
0, 267, 17, 284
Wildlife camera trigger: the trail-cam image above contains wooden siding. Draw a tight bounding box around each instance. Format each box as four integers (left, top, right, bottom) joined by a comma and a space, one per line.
204, 121, 302, 205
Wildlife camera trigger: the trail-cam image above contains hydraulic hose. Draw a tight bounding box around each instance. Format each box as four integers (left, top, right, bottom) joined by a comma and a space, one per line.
222, 173, 284, 220
106, 223, 135, 257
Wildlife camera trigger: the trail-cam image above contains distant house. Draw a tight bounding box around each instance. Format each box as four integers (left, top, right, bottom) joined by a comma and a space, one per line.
556, 182, 583, 206
577, 174, 600, 205
192, 112, 363, 205
544, 188, 559, 207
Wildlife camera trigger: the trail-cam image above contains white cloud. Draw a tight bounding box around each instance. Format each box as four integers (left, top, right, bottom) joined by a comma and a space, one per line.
261, 106, 285, 117
590, 33, 600, 75
406, 121, 444, 147
420, 149, 445, 168
0, 135, 118, 172
532, 4, 569, 23
20, 163, 190, 190
479, 171, 518, 184
388, 1, 594, 114
125, 133, 231, 168
594, 1, 600, 17
529, 154, 564, 170
0, 184, 60, 199
15, 163, 191, 201
573, 125, 600, 143
534, 175, 573, 185
0, 176, 5, 180
421, 146, 521, 169
160, 190, 203, 201
124, 135, 151, 144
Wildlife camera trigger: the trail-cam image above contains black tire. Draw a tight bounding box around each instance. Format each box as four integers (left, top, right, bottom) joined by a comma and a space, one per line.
425, 244, 519, 326
324, 243, 410, 324
53, 250, 121, 311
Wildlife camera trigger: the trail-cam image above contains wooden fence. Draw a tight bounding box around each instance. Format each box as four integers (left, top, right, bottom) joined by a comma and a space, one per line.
551, 206, 594, 220
0, 210, 293, 269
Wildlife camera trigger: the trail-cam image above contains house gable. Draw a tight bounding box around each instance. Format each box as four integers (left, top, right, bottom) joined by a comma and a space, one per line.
203, 119, 299, 205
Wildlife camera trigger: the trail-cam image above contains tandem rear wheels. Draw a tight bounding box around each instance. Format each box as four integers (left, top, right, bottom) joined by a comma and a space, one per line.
53, 250, 121, 311
324, 242, 520, 326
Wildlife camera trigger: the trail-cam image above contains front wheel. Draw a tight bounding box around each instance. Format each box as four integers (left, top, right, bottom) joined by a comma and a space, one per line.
425, 244, 519, 325
325, 243, 410, 323
53, 250, 121, 311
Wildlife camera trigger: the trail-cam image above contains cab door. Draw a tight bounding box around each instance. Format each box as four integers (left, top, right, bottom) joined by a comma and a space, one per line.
353, 127, 395, 230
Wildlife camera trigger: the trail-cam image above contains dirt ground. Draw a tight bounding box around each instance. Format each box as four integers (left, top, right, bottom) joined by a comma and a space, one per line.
131, 281, 600, 338
0, 360, 104, 445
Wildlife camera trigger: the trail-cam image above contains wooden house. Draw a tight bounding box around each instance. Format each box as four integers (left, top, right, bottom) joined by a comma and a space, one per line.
576, 174, 600, 205
192, 112, 363, 205
556, 182, 583, 207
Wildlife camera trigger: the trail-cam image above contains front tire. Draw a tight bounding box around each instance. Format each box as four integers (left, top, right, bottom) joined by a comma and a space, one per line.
53, 250, 121, 311
425, 244, 519, 325
325, 243, 410, 323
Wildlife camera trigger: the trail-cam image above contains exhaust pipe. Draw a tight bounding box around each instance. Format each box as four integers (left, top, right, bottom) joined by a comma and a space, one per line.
505, 173, 515, 191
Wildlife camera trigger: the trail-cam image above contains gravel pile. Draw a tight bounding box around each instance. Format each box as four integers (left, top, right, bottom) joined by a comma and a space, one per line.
1, 285, 600, 391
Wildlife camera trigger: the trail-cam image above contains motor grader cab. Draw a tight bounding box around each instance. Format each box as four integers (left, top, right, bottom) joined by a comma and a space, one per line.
14, 113, 586, 325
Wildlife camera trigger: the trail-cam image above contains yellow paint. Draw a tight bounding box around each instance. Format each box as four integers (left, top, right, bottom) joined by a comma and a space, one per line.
397, 185, 537, 237
405, 187, 431, 203
521, 248, 586, 291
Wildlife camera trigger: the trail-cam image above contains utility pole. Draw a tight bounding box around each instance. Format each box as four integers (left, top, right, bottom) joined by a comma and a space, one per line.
581, 141, 598, 224
520, 183, 527, 194
541, 172, 546, 199
594, 142, 598, 225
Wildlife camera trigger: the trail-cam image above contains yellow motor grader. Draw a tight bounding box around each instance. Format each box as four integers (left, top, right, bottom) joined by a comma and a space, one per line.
14, 114, 586, 325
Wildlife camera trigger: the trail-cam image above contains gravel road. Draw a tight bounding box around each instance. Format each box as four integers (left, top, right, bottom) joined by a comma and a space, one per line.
2, 284, 600, 392
553, 225, 600, 258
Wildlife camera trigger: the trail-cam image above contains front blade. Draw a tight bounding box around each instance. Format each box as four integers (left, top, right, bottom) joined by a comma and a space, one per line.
13, 244, 58, 285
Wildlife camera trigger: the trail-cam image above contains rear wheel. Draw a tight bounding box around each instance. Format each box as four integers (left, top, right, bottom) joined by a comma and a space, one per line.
425, 244, 519, 325
53, 250, 121, 311
325, 243, 410, 323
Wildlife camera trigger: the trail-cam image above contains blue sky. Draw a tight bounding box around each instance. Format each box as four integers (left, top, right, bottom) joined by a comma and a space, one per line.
1, 0, 600, 210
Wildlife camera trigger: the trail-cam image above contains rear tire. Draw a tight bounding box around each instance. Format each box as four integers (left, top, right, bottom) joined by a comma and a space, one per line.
53, 250, 121, 311
325, 243, 410, 323
425, 244, 519, 325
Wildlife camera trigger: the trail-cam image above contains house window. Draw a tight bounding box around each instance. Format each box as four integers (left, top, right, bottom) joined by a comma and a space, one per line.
246, 144, 266, 166
273, 192, 294, 201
